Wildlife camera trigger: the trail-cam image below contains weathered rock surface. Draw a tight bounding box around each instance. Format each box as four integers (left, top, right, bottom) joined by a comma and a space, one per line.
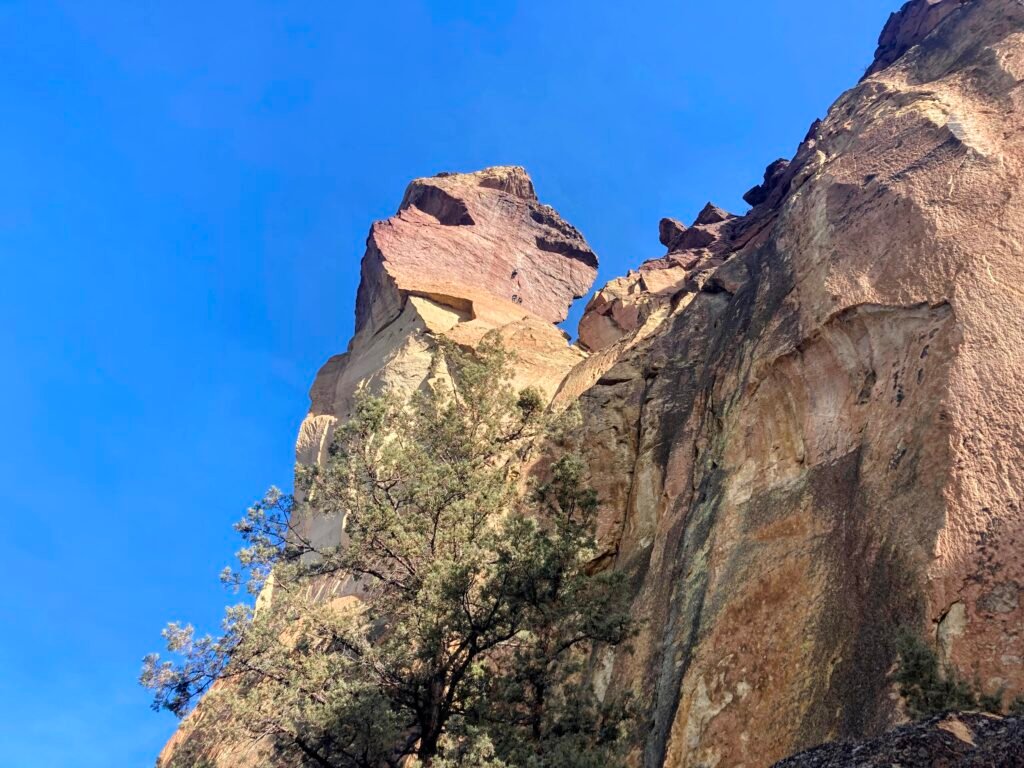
297, 166, 595, 448
773, 713, 1024, 767
354, 165, 596, 341
293, 165, 596, 553
163, 1, 1024, 766
867, 0, 972, 78
576, 201, 740, 353
574, 1, 1024, 765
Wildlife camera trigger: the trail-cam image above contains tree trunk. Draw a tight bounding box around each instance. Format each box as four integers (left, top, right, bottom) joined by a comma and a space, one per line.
417, 675, 446, 765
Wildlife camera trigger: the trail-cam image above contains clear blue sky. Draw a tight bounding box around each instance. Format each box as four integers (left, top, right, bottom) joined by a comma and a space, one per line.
0, 1, 901, 765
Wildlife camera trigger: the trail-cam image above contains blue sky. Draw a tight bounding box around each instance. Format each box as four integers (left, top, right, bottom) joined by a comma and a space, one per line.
0, 1, 901, 765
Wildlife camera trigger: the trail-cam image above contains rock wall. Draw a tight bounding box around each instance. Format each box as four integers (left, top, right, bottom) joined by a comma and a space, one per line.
569, 1, 1024, 765
773, 712, 1024, 767
162, 1, 1024, 765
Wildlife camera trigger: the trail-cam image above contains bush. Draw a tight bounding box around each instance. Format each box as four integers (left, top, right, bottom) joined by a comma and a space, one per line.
894, 630, 989, 718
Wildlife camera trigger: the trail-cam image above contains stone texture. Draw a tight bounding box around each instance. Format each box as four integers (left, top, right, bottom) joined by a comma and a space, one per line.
160, 167, 596, 767
355, 165, 596, 340
866, 0, 972, 78
293, 167, 595, 552
573, 1, 1024, 765
659, 217, 688, 251
299, 166, 595, 439
773, 713, 1024, 767
743, 158, 791, 207
576, 202, 740, 353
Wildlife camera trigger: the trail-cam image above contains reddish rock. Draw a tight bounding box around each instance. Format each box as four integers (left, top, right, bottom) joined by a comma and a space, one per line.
659, 217, 688, 251
675, 225, 717, 250
742, 157, 791, 207
693, 202, 731, 225
357, 166, 597, 337
865, 0, 970, 78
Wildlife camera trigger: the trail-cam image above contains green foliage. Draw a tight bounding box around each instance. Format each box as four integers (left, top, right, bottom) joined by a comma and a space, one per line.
1011, 695, 1024, 717
143, 334, 634, 767
893, 630, 989, 719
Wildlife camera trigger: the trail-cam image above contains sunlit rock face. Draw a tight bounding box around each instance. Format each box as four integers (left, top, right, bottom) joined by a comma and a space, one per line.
574, 1, 1024, 765
302, 165, 596, 431
292, 166, 597, 555
160, 167, 598, 767
164, 2, 1024, 765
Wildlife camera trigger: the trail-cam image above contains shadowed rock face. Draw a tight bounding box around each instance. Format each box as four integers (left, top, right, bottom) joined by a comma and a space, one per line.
163, 2, 1024, 766
773, 713, 1024, 767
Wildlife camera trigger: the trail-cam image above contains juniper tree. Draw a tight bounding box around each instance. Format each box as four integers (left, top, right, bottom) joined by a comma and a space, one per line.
142, 336, 634, 767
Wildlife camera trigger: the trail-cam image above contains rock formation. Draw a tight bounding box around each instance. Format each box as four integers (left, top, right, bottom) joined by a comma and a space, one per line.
569, 1, 1024, 765
158, 166, 598, 766
162, 1, 1024, 765
291, 165, 597, 555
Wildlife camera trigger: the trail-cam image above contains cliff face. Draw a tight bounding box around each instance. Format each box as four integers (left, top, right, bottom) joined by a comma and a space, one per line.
163, 1, 1024, 765
571, 1, 1024, 764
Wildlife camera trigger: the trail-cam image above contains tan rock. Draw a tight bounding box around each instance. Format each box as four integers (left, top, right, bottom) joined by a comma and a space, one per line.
577, 203, 738, 353
160, 167, 596, 766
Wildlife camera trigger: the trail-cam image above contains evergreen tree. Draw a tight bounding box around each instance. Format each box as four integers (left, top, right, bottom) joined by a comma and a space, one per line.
142, 336, 634, 767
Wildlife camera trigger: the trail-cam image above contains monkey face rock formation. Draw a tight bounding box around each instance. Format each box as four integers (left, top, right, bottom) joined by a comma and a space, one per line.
569, 1, 1024, 765
293, 166, 596, 552
159, 167, 597, 767
296, 165, 597, 467
357, 166, 596, 336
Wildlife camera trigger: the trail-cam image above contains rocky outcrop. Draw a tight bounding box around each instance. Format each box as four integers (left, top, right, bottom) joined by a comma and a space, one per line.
575, 201, 741, 353
292, 166, 598, 561
866, 0, 971, 78
296, 165, 597, 476
158, 168, 597, 767
162, 1, 1024, 765
292, 166, 597, 554
354, 165, 595, 340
